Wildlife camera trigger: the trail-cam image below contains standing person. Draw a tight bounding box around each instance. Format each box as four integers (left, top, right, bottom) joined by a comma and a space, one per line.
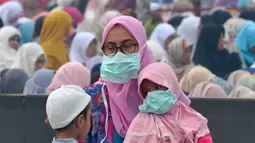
0, 26, 21, 71
86, 16, 190, 143
46, 85, 92, 143
193, 24, 242, 78
124, 62, 212, 143
40, 11, 72, 70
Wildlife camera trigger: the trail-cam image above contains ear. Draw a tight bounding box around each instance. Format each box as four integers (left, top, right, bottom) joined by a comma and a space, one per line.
75, 114, 85, 128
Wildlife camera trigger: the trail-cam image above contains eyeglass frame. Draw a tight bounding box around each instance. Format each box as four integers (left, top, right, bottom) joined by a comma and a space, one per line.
102, 43, 139, 56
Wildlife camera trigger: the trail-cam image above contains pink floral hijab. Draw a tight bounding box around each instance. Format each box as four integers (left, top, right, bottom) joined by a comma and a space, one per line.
98, 16, 155, 137
125, 62, 208, 143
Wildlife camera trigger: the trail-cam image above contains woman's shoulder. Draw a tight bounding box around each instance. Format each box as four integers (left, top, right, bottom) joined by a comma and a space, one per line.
84, 84, 103, 105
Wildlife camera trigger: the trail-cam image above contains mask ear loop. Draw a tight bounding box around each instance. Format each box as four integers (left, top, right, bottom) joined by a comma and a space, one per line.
100, 83, 109, 143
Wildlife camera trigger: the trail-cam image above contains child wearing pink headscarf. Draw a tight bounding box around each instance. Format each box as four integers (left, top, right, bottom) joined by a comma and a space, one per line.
124, 62, 213, 143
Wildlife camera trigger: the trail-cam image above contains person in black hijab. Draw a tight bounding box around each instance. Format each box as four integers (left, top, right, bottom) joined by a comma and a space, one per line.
32, 16, 46, 43
200, 14, 214, 25
239, 10, 255, 22
211, 10, 231, 25
193, 24, 242, 78
168, 15, 184, 28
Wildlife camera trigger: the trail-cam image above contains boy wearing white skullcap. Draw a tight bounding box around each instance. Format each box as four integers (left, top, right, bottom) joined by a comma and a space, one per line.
46, 85, 91, 143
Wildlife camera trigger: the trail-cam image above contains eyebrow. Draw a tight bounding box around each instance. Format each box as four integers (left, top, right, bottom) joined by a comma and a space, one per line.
105, 39, 136, 45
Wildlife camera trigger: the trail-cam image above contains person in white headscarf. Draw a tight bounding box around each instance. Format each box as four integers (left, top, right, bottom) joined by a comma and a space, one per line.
51, 0, 75, 11
177, 16, 200, 57
99, 10, 121, 29
177, 16, 200, 44
0, 26, 21, 71
149, 23, 176, 62
69, 32, 102, 71
11, 42, 45, 77
147, 40, 163, 62
0, 1, 24, 26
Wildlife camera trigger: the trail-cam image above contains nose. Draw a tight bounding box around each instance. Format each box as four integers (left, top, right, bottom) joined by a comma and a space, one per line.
117, 48, 122, 53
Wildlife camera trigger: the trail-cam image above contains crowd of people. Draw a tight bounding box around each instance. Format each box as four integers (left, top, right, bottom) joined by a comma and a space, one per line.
1, 0, 255, 143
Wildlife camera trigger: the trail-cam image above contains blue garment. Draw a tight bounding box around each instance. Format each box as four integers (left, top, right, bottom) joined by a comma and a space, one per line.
19, 21, 35, 45
235, 23, 255, 64
113, 128, 124, 143
237, 0, 250, 8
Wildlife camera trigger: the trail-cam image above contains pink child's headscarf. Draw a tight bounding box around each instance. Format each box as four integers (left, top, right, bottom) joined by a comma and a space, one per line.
189, 81, 227, 98
100, 16, 155, 137
46, 62, 90, 94
63, 7, 84, 27
125, 62, 209, 143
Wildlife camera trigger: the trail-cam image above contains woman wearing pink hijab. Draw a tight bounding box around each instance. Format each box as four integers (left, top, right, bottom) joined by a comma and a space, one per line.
63, 6, 84, 27
85, 16, 191, 143
124, 62, 212, 143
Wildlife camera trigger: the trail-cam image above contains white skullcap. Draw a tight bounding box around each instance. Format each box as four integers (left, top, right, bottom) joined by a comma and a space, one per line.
46, 85, 91, 129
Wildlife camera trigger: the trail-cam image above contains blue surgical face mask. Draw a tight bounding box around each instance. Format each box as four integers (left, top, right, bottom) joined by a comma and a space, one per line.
139, 90, 176, 114
100, 44, 145, 84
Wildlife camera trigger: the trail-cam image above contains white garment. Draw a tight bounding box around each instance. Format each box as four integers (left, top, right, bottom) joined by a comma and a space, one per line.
147, 40, 163, 62
51, 0, 75, 11
0, 26, 21, 71
16, 17, 33, 25
149, 23, 175, 62
0, 1, 23, 25
99, 10, 121, 29
177, 16, 200, 57
177, 16, 200, 44
11, 43, 45, 77
69, 32, 102, 70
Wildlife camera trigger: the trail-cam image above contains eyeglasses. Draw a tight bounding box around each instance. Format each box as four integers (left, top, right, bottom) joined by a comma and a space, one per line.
102, 43, 138, 56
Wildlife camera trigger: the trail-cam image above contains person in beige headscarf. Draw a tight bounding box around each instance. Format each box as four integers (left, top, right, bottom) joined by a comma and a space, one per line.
224, 18, 248, 68
229, 85, 255, 98
189, 81, 227, 98
166, 37, 194, 81
180, 65, 235, 95
227, 70, 251, 85
237, 74, 255, 91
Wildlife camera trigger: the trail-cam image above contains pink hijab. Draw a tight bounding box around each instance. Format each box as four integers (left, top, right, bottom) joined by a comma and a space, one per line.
125, 62, 208, 143
32, 11, 49, 21
99, 16, 155, 137
63, 7, 84, 27
189, 81, 227, 98
46, 62, 90, 94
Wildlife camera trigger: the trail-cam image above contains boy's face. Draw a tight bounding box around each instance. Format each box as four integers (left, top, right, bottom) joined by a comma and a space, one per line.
76, 104, 92, 139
